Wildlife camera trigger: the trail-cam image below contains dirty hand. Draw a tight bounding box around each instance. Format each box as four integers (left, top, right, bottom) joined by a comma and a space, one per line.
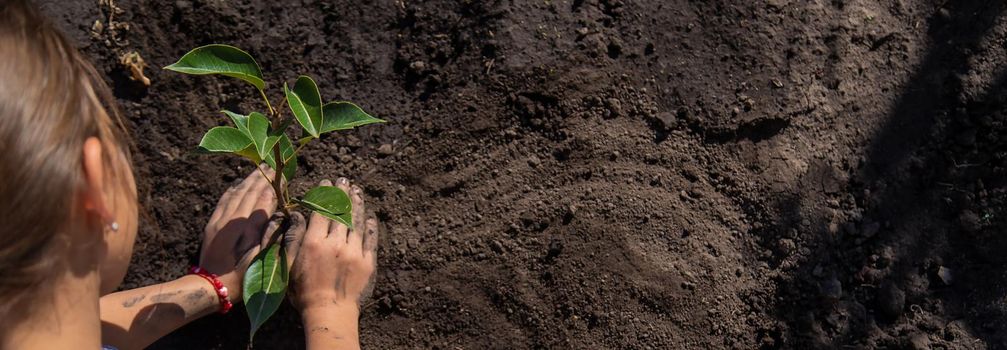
289, 177, 379, 313
200, 166, 277, 303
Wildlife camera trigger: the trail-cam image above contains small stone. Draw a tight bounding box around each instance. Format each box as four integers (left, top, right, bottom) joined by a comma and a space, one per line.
489, 240, 504, 254
567, 204, 578, 217
175, 0, 192, 11
345, 135, 362, 148
908, 333, 929, 350
877, 281, 905, 320
409, 60, 427, 71
937, 266, 954, 285
655, 112, 676, 129
743, 98, 755, 110
575, 27, 589, 36
377, 143, 394, 156
528, 155, 541, 167
777, 238, 796, 255
944, 320, 966, 341
605, 98, 623, 117
91, 20, 103, 35
771, 79, 784, 88
937, 8, 951, 20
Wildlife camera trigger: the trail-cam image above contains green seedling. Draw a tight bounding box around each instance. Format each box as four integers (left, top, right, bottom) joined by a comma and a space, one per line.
165, 44, 384, 341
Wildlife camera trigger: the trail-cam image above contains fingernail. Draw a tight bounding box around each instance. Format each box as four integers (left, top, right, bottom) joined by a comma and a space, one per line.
320, 179, 332, 186
337, 177, 349, 185
352, 185, 362, 194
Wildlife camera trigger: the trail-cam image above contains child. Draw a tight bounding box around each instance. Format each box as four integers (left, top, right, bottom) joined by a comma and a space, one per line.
0, 1, 379, 349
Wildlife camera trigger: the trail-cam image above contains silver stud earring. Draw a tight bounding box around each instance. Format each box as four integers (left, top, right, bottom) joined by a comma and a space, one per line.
109, 221, 119, 232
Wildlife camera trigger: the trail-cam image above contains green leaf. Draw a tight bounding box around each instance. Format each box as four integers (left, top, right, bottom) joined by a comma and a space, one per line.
222, 110, 250, 134
198, 127, 252, 153
296, 136, 313, 147
263, 134, 297, 181
282, 152, 298, 183
164, 44, 265, 90
220, 110, 275, 163
320, 102, 386, 134
297, 186, 352, 228
284, 76, 323, 138
243, 242, 288, 341
246, 112, 280, 160
235, 144, 262, 164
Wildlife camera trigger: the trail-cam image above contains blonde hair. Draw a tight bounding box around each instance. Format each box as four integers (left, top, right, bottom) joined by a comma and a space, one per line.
0, 0, 134, 316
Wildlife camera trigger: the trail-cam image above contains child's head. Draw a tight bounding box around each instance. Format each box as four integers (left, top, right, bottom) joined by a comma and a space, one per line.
0, 0, 138, 314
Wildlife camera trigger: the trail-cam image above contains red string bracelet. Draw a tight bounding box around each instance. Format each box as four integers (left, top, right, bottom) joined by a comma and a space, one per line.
188, 266, 233, 314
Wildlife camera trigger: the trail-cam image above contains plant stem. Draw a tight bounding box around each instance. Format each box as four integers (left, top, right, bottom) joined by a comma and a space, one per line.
259, 89, 276, 117
271, 143, 288, 217
264, 99, 287, 217
256, 165, 274, 187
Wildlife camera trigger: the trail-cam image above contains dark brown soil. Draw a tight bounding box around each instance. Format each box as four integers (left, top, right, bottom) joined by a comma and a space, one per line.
38, 0, 1007, 348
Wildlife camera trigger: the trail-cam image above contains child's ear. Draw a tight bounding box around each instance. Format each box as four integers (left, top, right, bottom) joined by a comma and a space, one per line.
81, 137, 113, 225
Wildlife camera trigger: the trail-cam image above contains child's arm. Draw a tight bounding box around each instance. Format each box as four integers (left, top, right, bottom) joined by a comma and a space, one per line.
289, 178, 379, 350
99, 276, 219, 350
301, 304, 362, 350
100, 167, 278, 350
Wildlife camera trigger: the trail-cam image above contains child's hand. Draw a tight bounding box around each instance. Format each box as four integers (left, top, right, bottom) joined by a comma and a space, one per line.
290, 178, 379, 313
200, 166, 277, 303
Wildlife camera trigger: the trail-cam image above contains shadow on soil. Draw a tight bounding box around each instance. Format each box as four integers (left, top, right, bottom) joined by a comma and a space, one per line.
763, 1, 1007, 348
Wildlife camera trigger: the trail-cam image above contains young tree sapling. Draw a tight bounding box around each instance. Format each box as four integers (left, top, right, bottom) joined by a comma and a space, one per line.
164, 44, 384, 341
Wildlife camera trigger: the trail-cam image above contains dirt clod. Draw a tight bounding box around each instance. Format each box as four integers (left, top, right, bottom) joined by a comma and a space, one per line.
909, 333, 930, 350
937, 266, 954, 286
376, 144, 394, 157
877, 281, 906, 320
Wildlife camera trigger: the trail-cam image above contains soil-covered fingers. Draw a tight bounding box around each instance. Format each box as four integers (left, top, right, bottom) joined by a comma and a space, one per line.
359, 219, 380, 305
282, 212, 307, 269
208, 174, 246, 228
235, 216, 280, 270
216, 167, 264, 221
304, 179, 334, 246
363, 218, 379, 256
328, 177, 352, 243
347, 184, 366, 249
234, 167, 275, 220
